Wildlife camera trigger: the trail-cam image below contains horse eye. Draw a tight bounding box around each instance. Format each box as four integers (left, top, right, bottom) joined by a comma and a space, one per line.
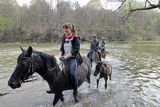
21, 61, 26, 65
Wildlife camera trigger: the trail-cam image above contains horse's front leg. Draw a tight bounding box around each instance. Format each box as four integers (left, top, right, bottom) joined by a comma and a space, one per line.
97, 76, 101, 88
53, 93, 61, 106
90, 59, 93, 67
104, 76, 108, 89
109, 73, 111, 80
60, 93, 64, 102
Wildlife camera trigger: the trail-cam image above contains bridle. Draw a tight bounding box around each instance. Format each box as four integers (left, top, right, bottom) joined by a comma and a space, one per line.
21, 56, 34, 82
48, 62, 62, 72
45, 60, 69, 78
21, 55, 69, 81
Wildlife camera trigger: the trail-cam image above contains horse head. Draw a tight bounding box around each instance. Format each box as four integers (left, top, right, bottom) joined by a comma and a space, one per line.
94, 61, 103, 76
8, 46, 34, 89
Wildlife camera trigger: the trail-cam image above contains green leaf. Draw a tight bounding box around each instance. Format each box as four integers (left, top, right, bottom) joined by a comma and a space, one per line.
0, 16, 15, 26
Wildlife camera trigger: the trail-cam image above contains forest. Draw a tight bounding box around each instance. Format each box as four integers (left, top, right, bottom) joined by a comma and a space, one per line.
0, 0, 160, 43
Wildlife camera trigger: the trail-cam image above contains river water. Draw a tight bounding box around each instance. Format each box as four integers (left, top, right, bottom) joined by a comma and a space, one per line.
0, 43, 159, 107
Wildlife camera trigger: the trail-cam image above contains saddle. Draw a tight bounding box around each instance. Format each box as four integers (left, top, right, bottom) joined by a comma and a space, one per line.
60, 56, 82, 77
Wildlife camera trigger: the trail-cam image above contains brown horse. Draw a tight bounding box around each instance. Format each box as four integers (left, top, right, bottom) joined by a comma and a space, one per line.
94, 61, 112, 89
100, 47, 109, 59
8, 46, 91, 106
87, 50, 101, 67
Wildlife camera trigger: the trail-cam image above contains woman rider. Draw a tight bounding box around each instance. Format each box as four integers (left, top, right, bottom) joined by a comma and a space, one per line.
47, 23, 82, 102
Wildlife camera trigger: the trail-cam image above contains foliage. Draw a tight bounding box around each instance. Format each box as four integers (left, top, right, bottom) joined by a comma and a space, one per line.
0, 0, 160, 42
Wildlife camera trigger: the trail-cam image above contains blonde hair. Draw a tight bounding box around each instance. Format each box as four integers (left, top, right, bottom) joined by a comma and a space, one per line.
63, 23, 77, 35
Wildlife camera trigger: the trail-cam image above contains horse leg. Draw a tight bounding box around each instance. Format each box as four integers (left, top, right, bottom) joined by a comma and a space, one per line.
90, 59, 92, 67
109, 74, 111, 80
96, 79, 99, 88
53, 93, 61, 106
87, 71, 91, 88
109, 67, 112, 80
60, 93, 64, 102
104, 77, 108, 90
97, 76, 101, 88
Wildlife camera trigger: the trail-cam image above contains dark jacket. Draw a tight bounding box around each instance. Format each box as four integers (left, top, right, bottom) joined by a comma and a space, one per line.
90, 40, 99, 51
60, 34, 83, 65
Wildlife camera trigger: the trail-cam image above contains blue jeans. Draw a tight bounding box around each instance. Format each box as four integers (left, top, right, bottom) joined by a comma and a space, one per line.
67, 58, 78, 90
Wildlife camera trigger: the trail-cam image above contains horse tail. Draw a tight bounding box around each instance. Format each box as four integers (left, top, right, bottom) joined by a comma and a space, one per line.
82, 56, 91, 84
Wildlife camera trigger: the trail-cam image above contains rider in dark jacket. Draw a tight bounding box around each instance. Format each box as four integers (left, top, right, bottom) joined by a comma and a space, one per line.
47, 23, 81, 102
88, 34, 101, 61
90, 35, 99, 51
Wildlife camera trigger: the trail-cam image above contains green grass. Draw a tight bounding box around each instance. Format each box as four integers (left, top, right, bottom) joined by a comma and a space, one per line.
105, 40, 130, 44
133, 41, 160, 44
108, 40, 160, 44
0, 43, 59, 50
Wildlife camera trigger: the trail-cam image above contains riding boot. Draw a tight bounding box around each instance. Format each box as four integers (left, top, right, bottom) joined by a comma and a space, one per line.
71, 77, 79, 102
73, 89, 80, 102
71, 75, 79, 102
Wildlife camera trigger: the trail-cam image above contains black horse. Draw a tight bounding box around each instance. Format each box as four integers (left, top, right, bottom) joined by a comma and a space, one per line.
8, 46, 91, 106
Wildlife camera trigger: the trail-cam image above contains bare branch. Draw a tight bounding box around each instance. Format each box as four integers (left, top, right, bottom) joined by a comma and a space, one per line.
113, 0, 126, 12
97, 4, 112, 13
146, 0, 155, 6
130, 4, 160, 12
120, 0, 160, 20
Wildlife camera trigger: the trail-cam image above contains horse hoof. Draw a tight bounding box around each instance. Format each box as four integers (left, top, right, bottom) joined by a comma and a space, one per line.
74, 96, 80, 102
75, 99, 80, 103
60, 97, 64, 102
105, 87, 107, 90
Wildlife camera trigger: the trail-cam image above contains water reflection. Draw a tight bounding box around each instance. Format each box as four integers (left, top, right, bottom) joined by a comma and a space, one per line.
111, 44, 160, 106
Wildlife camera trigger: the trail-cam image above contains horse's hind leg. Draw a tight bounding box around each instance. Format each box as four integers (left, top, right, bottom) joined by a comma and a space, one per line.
53, 93, 61, 106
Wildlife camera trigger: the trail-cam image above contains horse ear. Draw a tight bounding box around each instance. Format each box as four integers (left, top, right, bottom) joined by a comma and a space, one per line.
27, 46, 33, 57
20, 47, 25, 53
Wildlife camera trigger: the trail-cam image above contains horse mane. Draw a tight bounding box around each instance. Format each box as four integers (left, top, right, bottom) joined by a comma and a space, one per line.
33, 51, 58, 71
